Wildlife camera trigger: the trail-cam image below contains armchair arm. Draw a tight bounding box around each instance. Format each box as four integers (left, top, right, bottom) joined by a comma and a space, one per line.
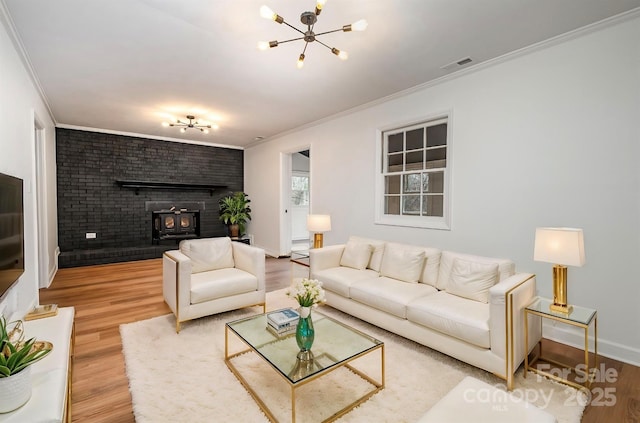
309, 244, 345, 278
232, 242, 266, 291
163, 250, 192, 320
489, 273, 540, 384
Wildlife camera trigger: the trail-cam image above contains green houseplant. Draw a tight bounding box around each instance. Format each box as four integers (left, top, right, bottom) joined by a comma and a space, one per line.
218, 192, 252, 238
0, 316, 52, 412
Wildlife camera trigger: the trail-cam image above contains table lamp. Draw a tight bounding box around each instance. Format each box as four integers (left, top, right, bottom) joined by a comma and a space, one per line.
307, 214, 331, 249
533, 227, 585, 314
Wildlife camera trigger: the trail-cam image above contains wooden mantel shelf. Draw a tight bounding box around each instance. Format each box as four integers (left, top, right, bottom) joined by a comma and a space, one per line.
115, 179, 227, 196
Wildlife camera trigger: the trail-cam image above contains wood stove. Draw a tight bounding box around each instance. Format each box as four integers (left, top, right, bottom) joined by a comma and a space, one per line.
152, 208, 200, 244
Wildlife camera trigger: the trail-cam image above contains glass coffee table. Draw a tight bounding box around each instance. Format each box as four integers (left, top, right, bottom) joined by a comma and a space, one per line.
225, 309, 384, 422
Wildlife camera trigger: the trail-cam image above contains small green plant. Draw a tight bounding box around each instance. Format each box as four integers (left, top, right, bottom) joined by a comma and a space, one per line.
219, 192, 252, 236
0, 316, 51, 377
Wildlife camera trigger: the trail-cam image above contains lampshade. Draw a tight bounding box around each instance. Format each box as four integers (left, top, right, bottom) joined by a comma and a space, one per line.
534, 227, 585, 266
307, 215, 331, 232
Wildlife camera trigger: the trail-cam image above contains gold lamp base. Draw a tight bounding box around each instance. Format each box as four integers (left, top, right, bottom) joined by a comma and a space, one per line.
312, 233, 324, 249
550, 265, 573, 314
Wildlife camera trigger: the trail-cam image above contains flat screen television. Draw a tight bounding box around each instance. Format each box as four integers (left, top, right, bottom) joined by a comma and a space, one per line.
0, 172, 24, 300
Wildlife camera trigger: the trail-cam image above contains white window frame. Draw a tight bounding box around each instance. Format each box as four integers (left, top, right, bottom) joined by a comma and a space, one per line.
374, 113, 452, 230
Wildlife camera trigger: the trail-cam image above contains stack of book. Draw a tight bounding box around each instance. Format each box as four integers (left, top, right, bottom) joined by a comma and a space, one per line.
266, 308, 300, 336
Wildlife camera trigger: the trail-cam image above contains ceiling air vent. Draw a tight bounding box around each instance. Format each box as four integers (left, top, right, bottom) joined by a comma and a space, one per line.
440, 57, 473, 72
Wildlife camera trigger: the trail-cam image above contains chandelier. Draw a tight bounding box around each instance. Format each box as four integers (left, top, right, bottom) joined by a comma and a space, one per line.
161, 115, 218, 134
258, 1, 367, 68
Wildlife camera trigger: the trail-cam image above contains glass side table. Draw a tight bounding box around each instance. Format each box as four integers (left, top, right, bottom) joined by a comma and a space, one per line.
524, 296, 597, 390
290, 252, 310, 283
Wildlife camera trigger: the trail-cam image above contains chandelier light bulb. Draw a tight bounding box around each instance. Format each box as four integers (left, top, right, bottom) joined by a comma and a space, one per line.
297, 54, 305, 69
260, 5, 275, 20
257, 41, 270, 51
161, 122, 170, 127
211, 123, 219, 130
203, 129, 210, 134
180, 127, 187, 133
315, 0, 327, 15
332, 47, 348, 60
351, 19, 368, 32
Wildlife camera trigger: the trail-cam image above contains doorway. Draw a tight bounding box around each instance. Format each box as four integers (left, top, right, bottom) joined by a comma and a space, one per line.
291, 150, 310, 252
282, 148, 311, 256
33, 118, 49, 288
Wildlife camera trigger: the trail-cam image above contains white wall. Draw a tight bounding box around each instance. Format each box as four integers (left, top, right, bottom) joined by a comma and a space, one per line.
246, 15, 640, 364
0, 6, 57, 316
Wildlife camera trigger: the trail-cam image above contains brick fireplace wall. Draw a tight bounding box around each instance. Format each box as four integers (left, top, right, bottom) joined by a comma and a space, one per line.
55, 128, 243, 267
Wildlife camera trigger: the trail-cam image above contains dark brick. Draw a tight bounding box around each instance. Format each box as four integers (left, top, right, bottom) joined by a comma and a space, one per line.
56, 128, 242, 267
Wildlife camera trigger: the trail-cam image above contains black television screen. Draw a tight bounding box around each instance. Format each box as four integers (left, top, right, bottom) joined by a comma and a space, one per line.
0, 172, 24, 300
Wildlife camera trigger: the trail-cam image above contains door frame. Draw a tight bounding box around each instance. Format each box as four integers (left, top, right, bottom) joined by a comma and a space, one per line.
280, 145, 311, 256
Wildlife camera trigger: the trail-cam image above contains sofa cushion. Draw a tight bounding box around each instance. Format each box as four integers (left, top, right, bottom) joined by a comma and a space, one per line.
418, 248, 442, 287
349, 236, 386, 272
380, 243, 425, 283
436, 251, 514, 291
407, 291, 491, 348
340, 240, 373, 270
350, 277, 437, 318
314, 267, 380, 297
190, 268, 257, 304
180, 237, 235, 274
446, 258, 499, 303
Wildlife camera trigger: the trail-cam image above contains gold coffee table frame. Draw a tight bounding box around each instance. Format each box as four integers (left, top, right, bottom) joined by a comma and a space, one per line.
225, 310, 385, 422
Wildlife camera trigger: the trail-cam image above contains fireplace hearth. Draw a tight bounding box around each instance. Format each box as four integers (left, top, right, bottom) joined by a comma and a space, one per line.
152, 208, 200, 244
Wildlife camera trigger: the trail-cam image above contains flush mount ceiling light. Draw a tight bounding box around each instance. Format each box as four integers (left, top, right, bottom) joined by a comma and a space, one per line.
258, 1, 367, 69
161, 115, 218, 134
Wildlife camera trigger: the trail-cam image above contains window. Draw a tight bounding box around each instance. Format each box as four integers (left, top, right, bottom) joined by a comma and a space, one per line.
376, 116, 450, 230
291, 174, 309, 206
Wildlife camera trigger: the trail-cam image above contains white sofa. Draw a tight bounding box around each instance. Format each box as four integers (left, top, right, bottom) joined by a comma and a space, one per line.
310, 236, 541, 390
163, 237, 266, 333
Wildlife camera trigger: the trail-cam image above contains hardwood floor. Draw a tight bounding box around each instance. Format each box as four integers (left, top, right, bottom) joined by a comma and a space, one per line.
40, 257, 638, 422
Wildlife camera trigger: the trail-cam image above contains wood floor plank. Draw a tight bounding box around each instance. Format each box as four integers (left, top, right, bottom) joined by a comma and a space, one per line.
39, 256, 637, 422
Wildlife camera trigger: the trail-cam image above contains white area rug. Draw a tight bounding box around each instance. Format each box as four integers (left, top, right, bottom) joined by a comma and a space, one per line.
121, 289, 585, 422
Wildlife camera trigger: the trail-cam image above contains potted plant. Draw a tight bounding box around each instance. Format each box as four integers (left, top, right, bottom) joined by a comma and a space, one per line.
0, 316, 52, 413
218, 192, 252, 238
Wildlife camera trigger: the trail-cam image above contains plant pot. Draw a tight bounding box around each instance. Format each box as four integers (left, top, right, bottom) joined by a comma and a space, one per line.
0, 367, 32, 413
229, 224, 240, 238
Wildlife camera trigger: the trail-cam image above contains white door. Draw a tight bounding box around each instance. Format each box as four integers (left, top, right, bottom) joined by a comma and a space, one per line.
291, 172, 309, 241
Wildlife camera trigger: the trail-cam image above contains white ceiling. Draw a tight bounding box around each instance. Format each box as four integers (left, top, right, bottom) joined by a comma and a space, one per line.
4, 0, 640, 148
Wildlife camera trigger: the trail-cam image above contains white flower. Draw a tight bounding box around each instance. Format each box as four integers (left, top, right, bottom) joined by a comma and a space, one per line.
285, 278, 326, 307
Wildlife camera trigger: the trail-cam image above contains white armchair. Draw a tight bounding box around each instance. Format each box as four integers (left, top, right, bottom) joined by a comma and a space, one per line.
163, 237, 266, 333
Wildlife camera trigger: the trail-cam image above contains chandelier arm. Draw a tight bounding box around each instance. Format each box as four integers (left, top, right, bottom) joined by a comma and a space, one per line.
301, 42, 309, 55
276, 35, 307, 45
313, 27, 345, 37
282, 20, 306, 35
314, 39, 333, 51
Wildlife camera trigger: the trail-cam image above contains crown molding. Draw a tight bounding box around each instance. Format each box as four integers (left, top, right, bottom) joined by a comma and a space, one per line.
56, 124, 244, 150
0, 0, 56, 124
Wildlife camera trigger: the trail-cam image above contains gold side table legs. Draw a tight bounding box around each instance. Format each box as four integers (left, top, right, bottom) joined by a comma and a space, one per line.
524, 298, 598, 391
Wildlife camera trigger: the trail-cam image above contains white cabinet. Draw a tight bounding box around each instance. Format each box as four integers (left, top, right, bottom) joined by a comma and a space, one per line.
0, 307, 75, 422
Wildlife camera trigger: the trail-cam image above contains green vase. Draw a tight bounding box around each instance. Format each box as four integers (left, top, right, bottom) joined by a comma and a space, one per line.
296, 307, 314, 360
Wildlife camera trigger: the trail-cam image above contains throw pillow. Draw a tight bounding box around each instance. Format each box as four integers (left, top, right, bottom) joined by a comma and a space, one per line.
446, 258, 499, 303
349, 236, 386, 271
180, 238, 235, 273
340, 241, 373, 270
379, 243, 425, 283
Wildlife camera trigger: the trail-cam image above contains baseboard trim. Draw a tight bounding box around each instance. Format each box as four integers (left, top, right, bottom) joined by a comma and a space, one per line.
543, 321, 640, 367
